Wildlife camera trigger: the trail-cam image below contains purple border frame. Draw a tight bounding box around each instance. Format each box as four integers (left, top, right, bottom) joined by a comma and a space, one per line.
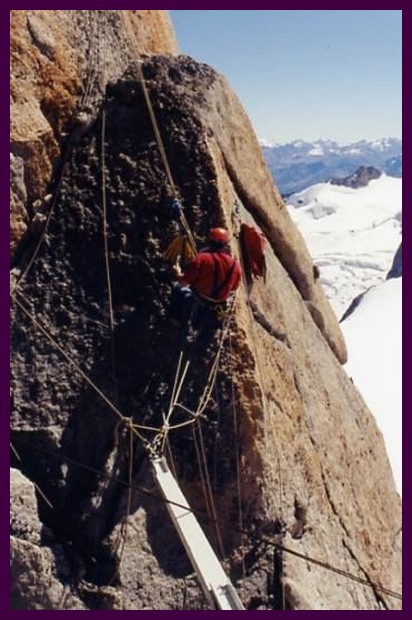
2, 4, 407, 617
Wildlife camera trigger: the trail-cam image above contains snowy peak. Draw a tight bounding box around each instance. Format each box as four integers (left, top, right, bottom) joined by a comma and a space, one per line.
330, 166, 382, 189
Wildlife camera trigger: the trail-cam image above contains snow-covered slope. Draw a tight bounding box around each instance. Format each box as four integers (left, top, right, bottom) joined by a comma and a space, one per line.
341, 278, 402, 494
287, 176, 402, 495
286, 175, 402, 317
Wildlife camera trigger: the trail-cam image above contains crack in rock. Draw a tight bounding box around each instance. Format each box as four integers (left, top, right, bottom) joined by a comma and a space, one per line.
248, 300, 291, 348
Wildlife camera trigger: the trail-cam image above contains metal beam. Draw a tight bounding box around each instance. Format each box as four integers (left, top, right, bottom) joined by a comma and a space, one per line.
151, 457, 245, 610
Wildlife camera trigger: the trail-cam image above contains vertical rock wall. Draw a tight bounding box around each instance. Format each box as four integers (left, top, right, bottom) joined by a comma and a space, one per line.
10, 12, 401, 611
10, 9, 178, 256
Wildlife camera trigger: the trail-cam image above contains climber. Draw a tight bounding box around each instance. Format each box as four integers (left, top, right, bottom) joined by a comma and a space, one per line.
169, 227, 242, 330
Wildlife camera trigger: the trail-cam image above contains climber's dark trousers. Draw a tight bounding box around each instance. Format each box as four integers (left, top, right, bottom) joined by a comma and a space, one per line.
169, 284, 223, 330
169, 284, 195, 324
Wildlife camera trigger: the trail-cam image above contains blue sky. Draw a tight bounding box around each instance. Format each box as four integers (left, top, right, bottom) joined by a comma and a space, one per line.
171, 10, 402, 145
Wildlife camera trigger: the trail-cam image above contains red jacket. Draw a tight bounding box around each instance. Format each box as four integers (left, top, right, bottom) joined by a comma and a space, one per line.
178, 250, 242, 301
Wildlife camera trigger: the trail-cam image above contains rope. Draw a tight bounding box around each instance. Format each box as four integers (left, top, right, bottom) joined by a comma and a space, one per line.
228, 330, 246, 579
112, 424, 134, 581
135, 61, 197, 254
80, 11, 99, 110
144, 306, 236, 557
156, 308, 237, 559
237, 229, 286, 604
10, 441, 21, 461
11, 290, 152, 451
101, 104, 119, 399
194, 313, 232, 418
11, 288, 216, 441
212, 383, 221, 491
12, 286, 229, 446
11, 149, 71, 295
146, 302, 235, 456
12, 10, 104, 296
165, 352, 191, 425
12, 435, 402, 603
277, 544, 402, 602
246, 297, 286, 600
120, 13, 177, 193
136, 62, 176, 197
165, 437, 178, 480
191, 424, 214, 528
195, 419, 225, 559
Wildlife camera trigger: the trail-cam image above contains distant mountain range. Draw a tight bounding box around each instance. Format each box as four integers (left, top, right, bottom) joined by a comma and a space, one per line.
261, 138, 402, 195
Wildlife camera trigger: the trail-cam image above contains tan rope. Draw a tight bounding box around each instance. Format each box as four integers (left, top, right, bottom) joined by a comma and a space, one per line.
136, 61, 177, 196
195, 419, 225, 559
11, 11, 104, 297
12, 290, 186, 440
228, 330, 246, 579
153, 304, 234, 441
121, 12, 178, 198
12, 434, 403, 603
191, 425, 214, 526
165, 437, 178, 479
114, 425, 135, 577
135, 61, 197, 254
80, 11, 100, 109
165, 352, 191, 425
11, 149, 71, 295
11, 290, 151, 451
101, 104, 120, 401
101, 106, 115, 338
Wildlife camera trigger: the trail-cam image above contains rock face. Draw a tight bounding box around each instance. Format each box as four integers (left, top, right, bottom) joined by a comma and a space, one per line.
10, 9, 178, 257
10, 468, 85, 609
10, 12, 401, 611
387, 242, 402, 279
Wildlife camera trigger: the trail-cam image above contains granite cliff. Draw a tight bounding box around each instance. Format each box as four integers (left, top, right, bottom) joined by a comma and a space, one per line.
10, 10, 401, 610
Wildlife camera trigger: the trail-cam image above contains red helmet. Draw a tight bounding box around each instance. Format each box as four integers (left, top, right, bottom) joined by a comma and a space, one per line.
209, 227, 230, 245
